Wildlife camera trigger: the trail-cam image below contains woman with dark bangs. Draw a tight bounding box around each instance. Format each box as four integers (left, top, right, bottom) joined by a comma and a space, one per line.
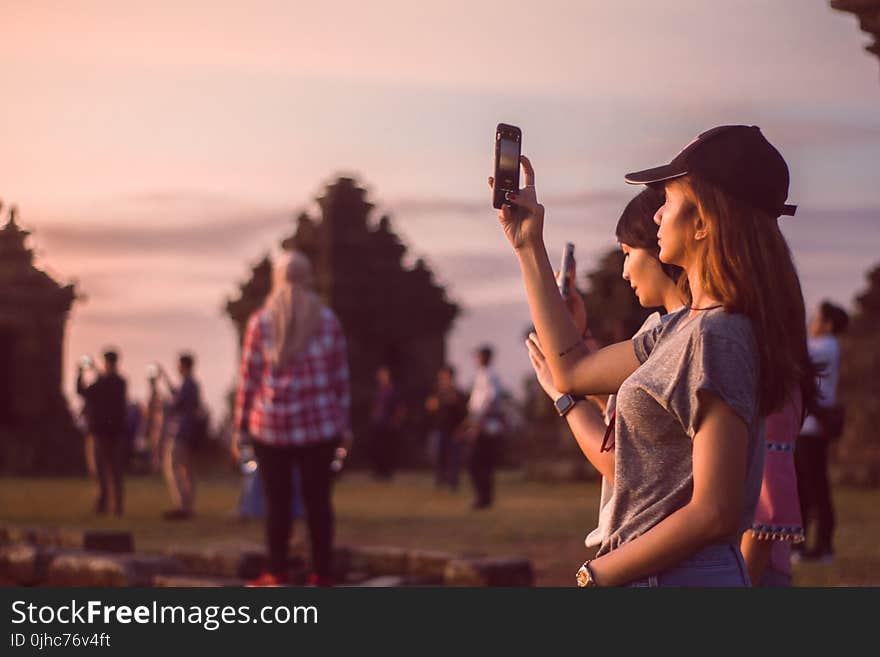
527, 187, 684, 552
493, 125, 816, 586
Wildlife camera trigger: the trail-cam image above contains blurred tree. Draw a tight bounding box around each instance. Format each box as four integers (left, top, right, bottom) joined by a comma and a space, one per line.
831, 1, 880, 73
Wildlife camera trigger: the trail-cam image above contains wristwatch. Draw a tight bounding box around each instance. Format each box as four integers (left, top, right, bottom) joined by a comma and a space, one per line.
554, 393, 578, 417
576, 560, 598, 588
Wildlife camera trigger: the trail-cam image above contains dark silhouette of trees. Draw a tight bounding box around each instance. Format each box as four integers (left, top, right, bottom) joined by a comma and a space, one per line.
835, 262, 880, 486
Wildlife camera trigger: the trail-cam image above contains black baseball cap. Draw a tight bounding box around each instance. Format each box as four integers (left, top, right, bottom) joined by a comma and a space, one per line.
625, 125, 797, 217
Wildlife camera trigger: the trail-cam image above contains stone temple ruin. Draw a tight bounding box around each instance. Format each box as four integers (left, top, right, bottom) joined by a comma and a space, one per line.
227, 178, 459, 461
0, 204, 81, 474
832, 0, 880, 71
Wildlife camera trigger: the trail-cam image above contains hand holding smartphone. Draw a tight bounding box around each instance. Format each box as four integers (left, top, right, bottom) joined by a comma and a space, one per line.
492, 123, 522, 210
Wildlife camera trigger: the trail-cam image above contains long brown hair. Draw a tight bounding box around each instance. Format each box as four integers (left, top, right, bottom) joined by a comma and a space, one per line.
676, 174, 818, 417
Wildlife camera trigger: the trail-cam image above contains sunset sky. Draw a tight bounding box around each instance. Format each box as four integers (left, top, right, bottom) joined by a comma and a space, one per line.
2, 0, 878, 419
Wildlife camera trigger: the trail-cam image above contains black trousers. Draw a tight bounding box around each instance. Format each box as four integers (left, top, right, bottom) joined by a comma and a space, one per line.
469, 433, 497, 506
795, 434, 835, 553
370, 426, 397, 479
253, 440, 336, 578
93, 433, 124, 515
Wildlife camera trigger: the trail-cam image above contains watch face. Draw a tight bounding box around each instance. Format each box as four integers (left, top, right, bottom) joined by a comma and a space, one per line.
556, 395, 574, 414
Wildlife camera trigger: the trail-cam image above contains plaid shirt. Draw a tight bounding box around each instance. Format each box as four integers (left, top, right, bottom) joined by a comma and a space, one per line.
234, 306, 351, 446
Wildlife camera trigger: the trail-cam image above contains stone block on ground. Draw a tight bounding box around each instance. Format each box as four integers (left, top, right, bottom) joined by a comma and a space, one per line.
0, 525, 133, 553
81, 531, 135, 553
153, 575, 245, 587
0, 523, 29, 545
1, 526, 39, 545
330, 546, 353, 580
47, 553, 185, 587
160, 546, 269, 579
0, 544, 60, 586
353, 575, 408, 587
405, 549, 454, 583
341, 570, 372, 585
348, 546, 408, 576
444, 557, 534, 587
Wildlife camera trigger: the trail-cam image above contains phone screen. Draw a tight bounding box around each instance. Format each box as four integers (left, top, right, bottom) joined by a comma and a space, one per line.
497, 138, 520, 189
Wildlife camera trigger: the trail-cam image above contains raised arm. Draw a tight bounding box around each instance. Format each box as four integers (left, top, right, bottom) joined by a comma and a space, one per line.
493, 157, 640, 396
76, 369, 91, 398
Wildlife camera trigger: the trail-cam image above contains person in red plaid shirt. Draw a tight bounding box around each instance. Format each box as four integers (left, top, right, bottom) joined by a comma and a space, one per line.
235, 250, 351, 587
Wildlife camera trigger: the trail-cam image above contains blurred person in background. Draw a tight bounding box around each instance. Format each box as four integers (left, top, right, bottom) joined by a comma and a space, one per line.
76, 349, 127, 516
145, 366, 165, 473
424, 364, 468, 490
157, 352, 202, 520
235, 251, 351, 587
742, 392, 805, 586
464, 344, 505, 510
369, 364, 405, 480
794, 301, 849, 563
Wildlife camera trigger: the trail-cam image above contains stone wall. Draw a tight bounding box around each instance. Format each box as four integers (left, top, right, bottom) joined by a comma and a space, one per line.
0, 524, 534, 587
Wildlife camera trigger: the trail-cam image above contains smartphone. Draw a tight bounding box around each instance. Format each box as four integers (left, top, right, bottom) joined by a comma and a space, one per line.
146, 363, 160, 380
79, 355, 93, 370
492, 123, 522, 209
558, 242, 575, 298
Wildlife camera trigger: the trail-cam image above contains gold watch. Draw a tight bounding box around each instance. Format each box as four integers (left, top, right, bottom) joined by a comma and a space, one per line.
576, 560, 598, 588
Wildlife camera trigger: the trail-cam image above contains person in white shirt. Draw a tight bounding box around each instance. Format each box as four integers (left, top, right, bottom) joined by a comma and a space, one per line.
465, 345, 504, 509
794, 300, 849, 562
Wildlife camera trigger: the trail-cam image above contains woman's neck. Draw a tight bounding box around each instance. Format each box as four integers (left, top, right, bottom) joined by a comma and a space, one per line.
686, 268, 721, 313
661, 279, 686, 314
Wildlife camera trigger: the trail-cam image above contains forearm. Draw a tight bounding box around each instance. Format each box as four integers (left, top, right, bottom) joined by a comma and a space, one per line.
740, 532, 773, 586
564, 401, 615, 483
589, 399, 752, 587
589, 501, 733, 587
516, 241, 584, 385
517, 243, 638, 395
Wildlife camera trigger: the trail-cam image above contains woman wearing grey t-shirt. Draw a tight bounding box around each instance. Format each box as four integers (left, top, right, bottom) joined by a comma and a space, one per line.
491, 125, 817, 587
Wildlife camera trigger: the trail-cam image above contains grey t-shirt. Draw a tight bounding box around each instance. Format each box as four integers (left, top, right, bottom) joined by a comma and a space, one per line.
585, 311, 663, 549
596, 307, 764, 557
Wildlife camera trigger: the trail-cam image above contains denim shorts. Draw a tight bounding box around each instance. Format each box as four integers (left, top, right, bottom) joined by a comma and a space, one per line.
626, 543, 750, 587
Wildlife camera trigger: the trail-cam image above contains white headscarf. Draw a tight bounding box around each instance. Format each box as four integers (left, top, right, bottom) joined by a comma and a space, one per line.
263, 250, 323, 367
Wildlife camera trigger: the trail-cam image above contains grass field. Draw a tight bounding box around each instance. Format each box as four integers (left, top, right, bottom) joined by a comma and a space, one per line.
1, 470, 877, 586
